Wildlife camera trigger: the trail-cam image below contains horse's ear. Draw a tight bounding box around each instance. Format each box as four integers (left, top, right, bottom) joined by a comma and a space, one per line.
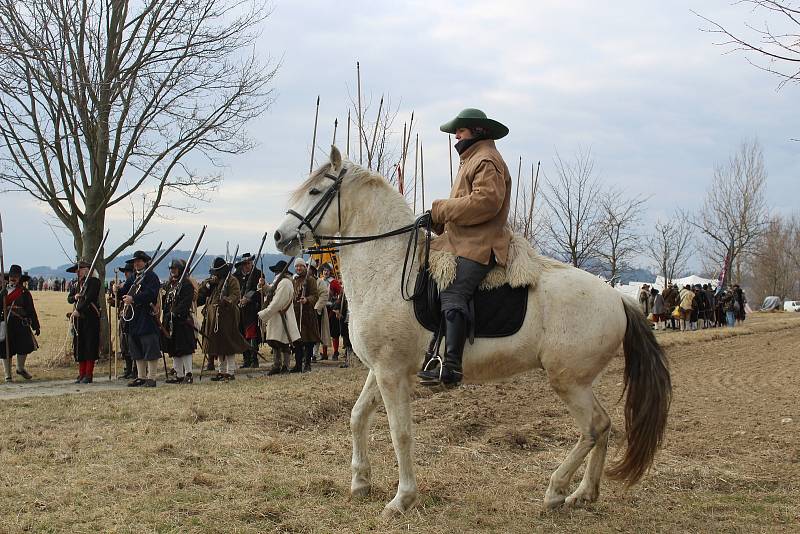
330, 145, 342, 171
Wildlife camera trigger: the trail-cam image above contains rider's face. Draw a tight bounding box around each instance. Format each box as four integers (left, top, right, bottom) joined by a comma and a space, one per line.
455, 127, 473, 141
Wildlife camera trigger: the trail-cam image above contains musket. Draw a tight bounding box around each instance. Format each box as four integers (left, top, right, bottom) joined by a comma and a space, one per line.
221, 245, 239, 297
188, 248, 207, 278
76, 229, 110, 299
122, 234, 185, 322
0, 212, 9, 360
240, 232, 267, 308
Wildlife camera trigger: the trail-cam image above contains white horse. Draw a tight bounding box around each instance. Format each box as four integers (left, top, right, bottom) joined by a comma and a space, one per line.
274, 147, 671, 516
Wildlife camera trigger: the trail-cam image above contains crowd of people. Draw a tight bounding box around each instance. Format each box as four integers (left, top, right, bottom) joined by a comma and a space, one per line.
1, 253, 351, 384
8, 274, 71, 292
638, 282, 748, 331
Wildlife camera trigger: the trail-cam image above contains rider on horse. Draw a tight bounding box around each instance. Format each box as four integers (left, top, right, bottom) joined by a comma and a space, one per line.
418, 108, 513, 386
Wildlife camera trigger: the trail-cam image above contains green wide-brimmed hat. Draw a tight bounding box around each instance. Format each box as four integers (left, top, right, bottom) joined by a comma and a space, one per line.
439, 108, 509, 140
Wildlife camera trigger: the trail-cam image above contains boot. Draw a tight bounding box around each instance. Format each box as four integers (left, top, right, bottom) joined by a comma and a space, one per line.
16, 354, 32, 379
184, 372, 194, 384
290, 350, 303, 373
240, 351, 252, 368
418, 310, 466, 387
121, 359, 134, 380
206, 358, 215, 372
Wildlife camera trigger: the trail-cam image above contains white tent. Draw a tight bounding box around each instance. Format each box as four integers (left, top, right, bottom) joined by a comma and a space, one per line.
654, 274, 717, 289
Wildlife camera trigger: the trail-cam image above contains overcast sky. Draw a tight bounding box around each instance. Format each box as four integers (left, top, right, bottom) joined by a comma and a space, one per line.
2, 0, 798, 270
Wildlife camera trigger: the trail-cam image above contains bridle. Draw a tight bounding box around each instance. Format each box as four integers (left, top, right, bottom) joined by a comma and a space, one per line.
284, 166, 432, 301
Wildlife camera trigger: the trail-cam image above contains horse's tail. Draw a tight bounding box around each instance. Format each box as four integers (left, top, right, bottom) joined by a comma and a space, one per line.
606, 298, 672, 485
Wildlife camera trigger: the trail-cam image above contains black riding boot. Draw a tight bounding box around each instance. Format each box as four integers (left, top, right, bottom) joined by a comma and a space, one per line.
418, 310, 467, 386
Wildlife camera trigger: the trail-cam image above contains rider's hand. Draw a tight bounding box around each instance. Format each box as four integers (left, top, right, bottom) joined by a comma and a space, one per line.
415, 211, 432, 228
34, 328, 40, 336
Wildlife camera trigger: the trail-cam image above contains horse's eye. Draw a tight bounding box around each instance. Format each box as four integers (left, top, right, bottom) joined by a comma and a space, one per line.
309, 188, 321, 196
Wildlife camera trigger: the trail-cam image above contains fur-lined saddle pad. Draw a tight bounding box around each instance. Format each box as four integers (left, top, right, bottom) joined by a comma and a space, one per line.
414, 233, 565, 337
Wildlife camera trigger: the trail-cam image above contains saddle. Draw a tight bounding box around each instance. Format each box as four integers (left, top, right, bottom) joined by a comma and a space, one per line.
412, 269, 528, 338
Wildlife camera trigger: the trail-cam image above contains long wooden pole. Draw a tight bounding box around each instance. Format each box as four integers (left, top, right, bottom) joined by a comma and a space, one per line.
526, 161, 541, 238
310, 95, 320, 174
356, 61, 363, 165
346, 109, 351, 158
513, 156, 522, 224
413, 133, 419, 213
368, 95, 383, 169
113, 269, 119, 379
420, 141, 425, 212
0, 212, 10, 363
448, 134, 454, 188
399, 122, 407, 194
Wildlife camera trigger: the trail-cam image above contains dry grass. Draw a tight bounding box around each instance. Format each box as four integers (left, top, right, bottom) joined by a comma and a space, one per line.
0, 295, 799, 532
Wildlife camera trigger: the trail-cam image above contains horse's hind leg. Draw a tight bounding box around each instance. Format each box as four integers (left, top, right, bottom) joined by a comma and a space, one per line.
351, 369, 380, 498
543, 381, 602, 510
565, 393, 610, 507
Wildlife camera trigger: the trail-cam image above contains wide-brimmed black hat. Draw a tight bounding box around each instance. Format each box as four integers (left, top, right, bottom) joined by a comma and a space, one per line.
132, 250, 152, 262
439, 108, 509, 140
209, 257, 230, 275
234, 253, 255, 268
66, 260, 91, 273
268, 260, 288, 274
6, 264, 23, 278
169, 258, 187, 271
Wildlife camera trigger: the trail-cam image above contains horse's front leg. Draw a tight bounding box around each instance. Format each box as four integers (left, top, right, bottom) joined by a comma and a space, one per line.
351, 369, 380, 498
375, 367, 417, 516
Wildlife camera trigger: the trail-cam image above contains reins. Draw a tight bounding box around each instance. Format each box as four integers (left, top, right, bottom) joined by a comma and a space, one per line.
286, 166, 432, 302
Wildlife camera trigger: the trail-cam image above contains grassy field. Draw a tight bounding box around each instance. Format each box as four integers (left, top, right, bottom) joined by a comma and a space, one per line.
0, 291, 798, 532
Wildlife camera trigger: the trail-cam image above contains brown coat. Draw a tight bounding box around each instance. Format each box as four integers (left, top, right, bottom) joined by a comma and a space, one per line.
293, 273, 321, 343
430, 139, 512, 266
198, 275, 251, 356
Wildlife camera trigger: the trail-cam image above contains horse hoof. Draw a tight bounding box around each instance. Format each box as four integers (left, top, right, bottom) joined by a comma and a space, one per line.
350, 484, 371, 499
565, 490, 597, 508
543, 493, 566, 510
381, 502, 405, 518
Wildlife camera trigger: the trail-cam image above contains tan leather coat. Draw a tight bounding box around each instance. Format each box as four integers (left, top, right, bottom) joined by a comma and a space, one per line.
430, 139, 512, 266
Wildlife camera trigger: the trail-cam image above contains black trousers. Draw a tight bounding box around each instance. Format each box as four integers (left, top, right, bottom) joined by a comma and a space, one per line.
438, 255, 495, 317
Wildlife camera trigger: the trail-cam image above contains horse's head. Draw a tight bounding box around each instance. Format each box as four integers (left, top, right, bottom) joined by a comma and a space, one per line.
274, 146, 346, 256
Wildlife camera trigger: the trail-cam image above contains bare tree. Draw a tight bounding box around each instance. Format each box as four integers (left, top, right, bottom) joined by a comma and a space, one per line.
597, 189, 647, 286
690, 139, 768, 283
541, 148, 605, 269
697, 2, 800, 93
748, 215, 800, 301
646, 216, 694, 290
0, 0, 276, 268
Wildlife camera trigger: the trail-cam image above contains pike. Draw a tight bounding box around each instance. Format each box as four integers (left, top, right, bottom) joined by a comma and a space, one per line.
0, 212, 9, 360
310, 95, 320, 174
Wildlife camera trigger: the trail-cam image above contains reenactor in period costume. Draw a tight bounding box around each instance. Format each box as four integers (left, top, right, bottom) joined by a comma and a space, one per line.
197, 257, 251, 381
233, 252, 263, 369
314, 264, 332, 361
161, 259, 198, 384
1, 264, 40, 381
120, 250, 162, 387
67, 260, 101, 383
257, 260, 300, 375
109, 260, 136, 378
418, 109, 513, 386
291, 258, 320, 373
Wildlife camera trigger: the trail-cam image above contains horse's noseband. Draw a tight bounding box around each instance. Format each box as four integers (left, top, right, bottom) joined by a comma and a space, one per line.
286, 168, 346, 247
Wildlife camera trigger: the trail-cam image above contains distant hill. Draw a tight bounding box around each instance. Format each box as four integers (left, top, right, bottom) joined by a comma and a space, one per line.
26, 250, 295, 281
